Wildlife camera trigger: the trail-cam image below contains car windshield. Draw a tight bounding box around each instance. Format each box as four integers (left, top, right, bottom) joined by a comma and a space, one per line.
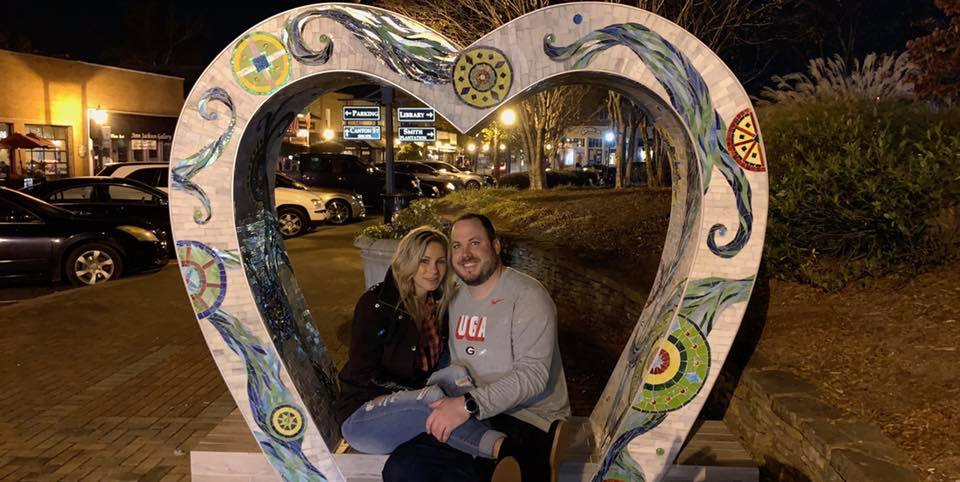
3, 188, 75, 217
432, 162, 461, 173
276, 173, 308, 190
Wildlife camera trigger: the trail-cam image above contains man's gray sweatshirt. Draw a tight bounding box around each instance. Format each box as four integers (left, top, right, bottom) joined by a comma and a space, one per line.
448, 267, 571, 432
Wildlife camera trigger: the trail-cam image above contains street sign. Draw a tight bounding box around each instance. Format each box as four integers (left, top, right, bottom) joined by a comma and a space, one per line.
343, 125, 382, 140
398, 108, 436, 123
398, 127, 436, 142
343, 106, 381, 121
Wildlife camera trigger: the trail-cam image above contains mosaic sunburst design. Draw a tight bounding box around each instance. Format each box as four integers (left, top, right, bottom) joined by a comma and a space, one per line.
177, 240, 227, 319
726, 109, 766, 172
453, 47, 513, 108
271, 405, 307, 441
231, 32, 292, 95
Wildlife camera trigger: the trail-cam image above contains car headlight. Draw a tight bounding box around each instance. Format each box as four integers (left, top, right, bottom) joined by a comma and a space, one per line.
117, 225, 159, 242
446, 182, 456, 191
431, 186, 440, 195
353, 193, 363, 201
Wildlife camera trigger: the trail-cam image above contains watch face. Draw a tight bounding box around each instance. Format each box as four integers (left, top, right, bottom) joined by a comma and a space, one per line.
465, 397, 479, 414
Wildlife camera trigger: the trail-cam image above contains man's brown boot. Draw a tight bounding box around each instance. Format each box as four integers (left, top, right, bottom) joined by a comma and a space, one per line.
548, 419, 570, 482
491, 455, 522, 482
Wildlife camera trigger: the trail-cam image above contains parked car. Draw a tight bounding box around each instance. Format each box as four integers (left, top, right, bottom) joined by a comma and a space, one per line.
282, 153, 422, 210
272, 180, 329, 238
99, 162, 329, 238
98, 162, 168, 189
22, 176, 172, 251
377, 161, 464, 196
275, 173, 365, 226
0, 187, 168, 286
420, 160, 492, 189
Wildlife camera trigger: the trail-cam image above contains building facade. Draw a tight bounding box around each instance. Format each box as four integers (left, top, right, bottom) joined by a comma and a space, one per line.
0, 49, 183, 183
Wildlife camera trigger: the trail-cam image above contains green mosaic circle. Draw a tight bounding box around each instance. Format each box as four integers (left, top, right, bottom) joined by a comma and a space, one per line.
634, 318, 710, 413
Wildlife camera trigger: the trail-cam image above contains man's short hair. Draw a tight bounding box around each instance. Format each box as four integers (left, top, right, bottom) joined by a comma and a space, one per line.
454, 213, 497, 242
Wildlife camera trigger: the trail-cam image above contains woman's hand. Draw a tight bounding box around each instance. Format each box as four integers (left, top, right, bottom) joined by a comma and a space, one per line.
425, 396, 469, 443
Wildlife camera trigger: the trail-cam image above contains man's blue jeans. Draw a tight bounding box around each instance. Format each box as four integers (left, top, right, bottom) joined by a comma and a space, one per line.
340, 365, 505, 459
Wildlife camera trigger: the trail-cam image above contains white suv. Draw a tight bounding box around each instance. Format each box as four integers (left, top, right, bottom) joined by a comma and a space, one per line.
98, 162, 329, 238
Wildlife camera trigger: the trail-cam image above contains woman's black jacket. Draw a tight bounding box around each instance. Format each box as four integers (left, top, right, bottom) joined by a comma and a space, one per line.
336, 269, 448, 424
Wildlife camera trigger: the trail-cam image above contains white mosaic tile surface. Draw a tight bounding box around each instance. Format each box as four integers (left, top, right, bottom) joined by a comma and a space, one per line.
170, 3, 768, 481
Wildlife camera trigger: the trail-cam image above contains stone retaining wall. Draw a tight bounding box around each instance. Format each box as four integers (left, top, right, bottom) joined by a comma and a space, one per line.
724, 353, 918, 481
497, 235, 652, 415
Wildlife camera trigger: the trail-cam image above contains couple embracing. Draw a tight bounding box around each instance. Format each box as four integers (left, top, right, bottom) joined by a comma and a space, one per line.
336, 213, 571, 482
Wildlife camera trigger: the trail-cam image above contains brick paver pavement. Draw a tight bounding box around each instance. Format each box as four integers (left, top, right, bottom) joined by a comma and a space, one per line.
0, 223, 367, 481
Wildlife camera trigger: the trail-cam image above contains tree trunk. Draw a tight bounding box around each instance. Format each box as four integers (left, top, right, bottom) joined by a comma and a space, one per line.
643, 125, 654, 187
607, 92, 625, 189
626, 116, 639, 187
492, 131, 500, 181
530, 128, 546, 190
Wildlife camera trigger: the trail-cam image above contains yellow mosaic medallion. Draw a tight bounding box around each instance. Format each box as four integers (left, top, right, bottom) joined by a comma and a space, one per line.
270, 405, 305, 440
453, 47, 513, 109
231, 32, 291, 95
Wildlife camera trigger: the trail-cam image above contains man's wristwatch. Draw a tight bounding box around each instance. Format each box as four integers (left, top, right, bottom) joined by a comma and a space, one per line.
463, 392, 479, 416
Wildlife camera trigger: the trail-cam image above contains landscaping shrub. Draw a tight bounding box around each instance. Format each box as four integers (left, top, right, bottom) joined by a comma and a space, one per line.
498, 173, 530, 189
496, 170, 599, 190
357, 198, 449, 239
762, 96, 960, 289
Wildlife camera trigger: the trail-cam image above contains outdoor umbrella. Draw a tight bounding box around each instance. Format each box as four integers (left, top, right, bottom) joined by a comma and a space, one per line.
25, 132, 58, 149
0, 133, 50, 178
0, 132, 47, 150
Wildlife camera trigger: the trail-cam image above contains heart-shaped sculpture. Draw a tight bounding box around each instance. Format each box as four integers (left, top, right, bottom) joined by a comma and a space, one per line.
170, 3, 768, 481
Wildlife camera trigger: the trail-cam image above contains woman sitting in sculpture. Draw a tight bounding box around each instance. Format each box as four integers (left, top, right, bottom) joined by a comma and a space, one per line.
336, 226, 521, 476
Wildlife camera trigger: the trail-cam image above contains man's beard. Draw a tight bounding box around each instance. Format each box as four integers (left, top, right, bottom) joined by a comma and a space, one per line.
457, 257, 499, 286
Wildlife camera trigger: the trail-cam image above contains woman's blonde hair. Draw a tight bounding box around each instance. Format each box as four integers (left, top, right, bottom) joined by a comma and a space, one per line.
391, 226, 455, 325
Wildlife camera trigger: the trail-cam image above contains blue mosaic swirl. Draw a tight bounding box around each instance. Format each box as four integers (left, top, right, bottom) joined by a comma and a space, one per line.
294, 5, 458, 84
208, 310, 328, 481
544, 23, 754, 259
283, 11, 335, 65
171, 87, 236, 224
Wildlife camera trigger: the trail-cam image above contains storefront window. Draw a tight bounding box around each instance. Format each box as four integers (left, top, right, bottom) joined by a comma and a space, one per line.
25, 124, 71, 179
0, 123, 11, 181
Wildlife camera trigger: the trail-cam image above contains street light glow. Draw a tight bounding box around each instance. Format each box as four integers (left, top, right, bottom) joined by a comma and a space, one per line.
482, 143, 490, 153
499, 108, 517, 126
322, 129, 335, 141
90, 107, 108, 125
605, 131, 616, 142
467, 143, 476, 153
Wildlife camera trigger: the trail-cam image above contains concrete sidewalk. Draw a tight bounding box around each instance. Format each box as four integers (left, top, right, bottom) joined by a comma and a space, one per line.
0, 222, 368, 481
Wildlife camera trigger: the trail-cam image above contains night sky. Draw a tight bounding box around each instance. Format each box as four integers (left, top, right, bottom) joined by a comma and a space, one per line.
0, 0, 945, 93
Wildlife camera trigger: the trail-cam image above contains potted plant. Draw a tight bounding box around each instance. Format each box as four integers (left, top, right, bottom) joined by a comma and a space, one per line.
353, 199, 449, 288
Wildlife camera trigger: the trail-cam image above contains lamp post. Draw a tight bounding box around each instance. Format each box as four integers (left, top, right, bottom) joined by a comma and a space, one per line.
466, 142, 477, 171
88, 106, 108, 175
492, 108, 516, 181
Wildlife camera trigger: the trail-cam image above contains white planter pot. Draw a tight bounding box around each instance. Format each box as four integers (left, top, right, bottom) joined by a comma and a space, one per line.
353, 235, 400, 289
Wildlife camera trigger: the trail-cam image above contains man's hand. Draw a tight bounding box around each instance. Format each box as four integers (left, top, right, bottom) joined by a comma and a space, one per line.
425, 396, 470, 443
